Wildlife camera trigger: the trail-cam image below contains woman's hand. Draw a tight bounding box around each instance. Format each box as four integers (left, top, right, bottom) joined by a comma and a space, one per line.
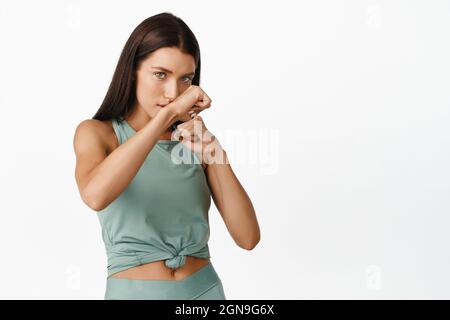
174, 115, 226, 166
166, 85, 212, 123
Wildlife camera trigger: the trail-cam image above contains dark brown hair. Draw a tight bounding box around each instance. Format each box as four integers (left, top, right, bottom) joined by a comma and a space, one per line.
92, 12, 201, 127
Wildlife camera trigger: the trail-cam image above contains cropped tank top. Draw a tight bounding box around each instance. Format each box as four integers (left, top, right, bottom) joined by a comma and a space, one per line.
96, 118, 212, 279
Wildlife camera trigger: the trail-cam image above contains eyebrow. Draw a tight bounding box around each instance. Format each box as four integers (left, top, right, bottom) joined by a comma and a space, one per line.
151, 66, 195, 76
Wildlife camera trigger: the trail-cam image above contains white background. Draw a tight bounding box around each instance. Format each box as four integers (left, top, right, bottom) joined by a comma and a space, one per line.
0, 0, 449, 299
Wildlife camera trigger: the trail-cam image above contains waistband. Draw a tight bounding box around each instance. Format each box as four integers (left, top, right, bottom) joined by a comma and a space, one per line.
105, 262, 222, 300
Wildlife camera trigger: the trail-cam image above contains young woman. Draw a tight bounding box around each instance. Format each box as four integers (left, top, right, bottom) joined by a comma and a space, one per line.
73, 12, 260, 300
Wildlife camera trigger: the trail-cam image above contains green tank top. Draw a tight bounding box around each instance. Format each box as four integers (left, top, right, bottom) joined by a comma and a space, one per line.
96, 117, 212, 278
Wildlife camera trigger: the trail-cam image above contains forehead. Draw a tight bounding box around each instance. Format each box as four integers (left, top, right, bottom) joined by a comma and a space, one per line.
141, 47, 195, 72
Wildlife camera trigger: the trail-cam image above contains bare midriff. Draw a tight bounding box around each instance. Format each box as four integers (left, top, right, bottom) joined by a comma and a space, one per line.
110, 256, 211, 281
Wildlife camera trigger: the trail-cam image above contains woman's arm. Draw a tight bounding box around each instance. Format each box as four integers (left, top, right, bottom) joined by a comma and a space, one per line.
74, 109, 177, 211
205, 149, 261, 250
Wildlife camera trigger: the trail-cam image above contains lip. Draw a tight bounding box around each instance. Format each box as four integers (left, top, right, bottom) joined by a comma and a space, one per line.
157, 104, 167, 107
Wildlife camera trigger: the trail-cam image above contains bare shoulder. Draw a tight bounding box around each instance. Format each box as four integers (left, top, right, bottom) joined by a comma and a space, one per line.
73, 119, 118, 155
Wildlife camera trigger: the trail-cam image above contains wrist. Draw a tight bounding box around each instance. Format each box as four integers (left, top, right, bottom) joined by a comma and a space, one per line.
157, 107, 178, 129
202, 139, 228, 165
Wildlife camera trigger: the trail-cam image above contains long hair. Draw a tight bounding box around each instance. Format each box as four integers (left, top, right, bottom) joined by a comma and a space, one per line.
92, 12, 201, 124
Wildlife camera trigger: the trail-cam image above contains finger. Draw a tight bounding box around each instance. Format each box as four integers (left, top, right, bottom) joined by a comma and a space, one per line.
194, 97, 212, 109
188, 110, 197, 119
175, 125, 189, 135
200, 93, 212, 105
177, 119, 193, 131
191, 105, 203, 113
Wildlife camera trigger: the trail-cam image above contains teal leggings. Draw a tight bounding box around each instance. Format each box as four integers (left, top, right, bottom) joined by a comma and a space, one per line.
104, 262, 226, 300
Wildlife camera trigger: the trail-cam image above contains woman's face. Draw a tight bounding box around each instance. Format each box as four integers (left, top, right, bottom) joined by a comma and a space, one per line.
134, 46, 196, 118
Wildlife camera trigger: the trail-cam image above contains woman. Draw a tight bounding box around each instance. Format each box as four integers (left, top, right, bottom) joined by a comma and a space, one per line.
73, 12, 260, 300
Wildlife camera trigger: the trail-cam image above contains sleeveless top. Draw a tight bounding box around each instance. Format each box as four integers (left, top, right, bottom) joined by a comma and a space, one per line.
96, 118, 212, 279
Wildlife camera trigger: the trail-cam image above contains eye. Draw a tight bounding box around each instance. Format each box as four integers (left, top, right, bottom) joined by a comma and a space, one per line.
153, 71, 193, 82
153, 71, 166, 79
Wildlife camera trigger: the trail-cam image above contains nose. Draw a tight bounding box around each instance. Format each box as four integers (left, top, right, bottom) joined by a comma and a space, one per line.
164, 79, 179, 103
